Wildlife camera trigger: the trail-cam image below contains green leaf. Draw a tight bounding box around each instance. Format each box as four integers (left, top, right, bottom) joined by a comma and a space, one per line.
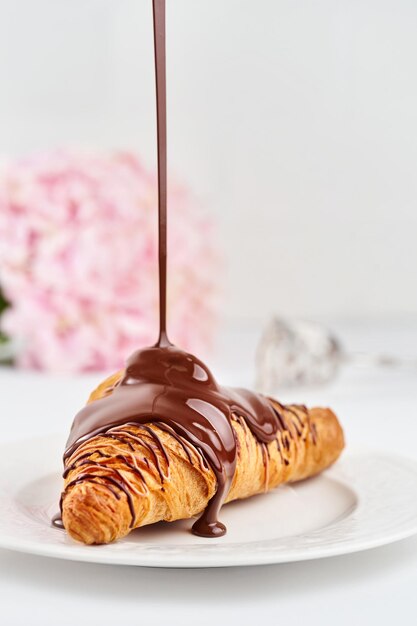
0, 285, 9, 343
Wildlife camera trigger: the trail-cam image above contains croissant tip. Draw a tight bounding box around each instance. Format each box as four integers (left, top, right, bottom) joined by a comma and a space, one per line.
62, 482, 129, 545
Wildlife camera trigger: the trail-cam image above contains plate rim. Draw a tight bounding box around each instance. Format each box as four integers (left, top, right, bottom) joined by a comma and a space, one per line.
1, 435, 417, 568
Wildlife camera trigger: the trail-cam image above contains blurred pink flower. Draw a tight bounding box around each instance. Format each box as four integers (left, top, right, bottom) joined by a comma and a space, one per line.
0, 151, 220, 373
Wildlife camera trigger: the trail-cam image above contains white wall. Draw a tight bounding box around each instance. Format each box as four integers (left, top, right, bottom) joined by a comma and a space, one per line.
0, 0, 416, 322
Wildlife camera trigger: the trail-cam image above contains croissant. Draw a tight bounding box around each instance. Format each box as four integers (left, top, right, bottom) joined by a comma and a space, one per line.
61, 370, 344, 544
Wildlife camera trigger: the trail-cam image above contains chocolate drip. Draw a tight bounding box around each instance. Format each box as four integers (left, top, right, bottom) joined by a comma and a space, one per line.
57, 1, 316, 538
52, 513, 64, 529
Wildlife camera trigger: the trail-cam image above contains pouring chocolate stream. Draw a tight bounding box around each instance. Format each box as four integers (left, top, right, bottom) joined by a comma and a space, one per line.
59, 0, 302, 537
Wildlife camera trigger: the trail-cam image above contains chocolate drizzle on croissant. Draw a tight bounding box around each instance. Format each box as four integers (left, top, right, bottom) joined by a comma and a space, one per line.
64, 344, 307, 537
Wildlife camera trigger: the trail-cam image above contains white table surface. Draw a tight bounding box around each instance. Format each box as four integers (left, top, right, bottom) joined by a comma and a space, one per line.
1, 319, 417, 626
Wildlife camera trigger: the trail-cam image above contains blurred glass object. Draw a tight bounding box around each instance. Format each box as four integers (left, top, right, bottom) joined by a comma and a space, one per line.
256, 317, 343, 393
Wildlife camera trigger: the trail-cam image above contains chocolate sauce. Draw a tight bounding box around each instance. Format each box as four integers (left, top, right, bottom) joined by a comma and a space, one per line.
64, 345, 289, 536
153, 0, 169, 348
51, 512, 64, 529
57, 0, 305, 538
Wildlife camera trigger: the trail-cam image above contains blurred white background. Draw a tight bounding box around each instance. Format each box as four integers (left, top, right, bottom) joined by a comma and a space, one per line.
1, 5, 417, 624
0, 0, 416, 322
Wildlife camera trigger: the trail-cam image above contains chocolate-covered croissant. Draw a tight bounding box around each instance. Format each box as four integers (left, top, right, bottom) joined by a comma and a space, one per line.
57, 0, 345, 547
60, 349, 344, 545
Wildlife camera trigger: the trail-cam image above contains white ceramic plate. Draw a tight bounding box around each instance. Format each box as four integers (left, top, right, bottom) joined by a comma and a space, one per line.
1, 435, 417, 568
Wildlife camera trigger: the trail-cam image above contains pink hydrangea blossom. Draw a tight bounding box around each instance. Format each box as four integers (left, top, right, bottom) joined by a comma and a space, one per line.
0, 151, 220, 373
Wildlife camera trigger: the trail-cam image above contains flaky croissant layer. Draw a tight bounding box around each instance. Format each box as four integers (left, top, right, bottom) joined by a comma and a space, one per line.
61, 374, 344, 544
